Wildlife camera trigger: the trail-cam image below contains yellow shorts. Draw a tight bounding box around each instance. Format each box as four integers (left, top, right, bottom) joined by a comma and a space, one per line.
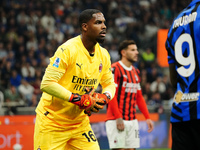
34, 114, 100, 150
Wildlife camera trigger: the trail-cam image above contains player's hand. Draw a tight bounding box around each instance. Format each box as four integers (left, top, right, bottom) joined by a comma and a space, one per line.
69, 87, 95, 109
84, 109, 92, 116
69, 88, 105, 111
116, 118, 124, 131
84, 91, 106, 116
146, 119, 154, 133
92, 92, 111, 105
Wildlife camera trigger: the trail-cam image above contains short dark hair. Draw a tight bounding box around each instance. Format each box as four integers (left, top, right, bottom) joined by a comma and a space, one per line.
118, 40, 136, 59
79, 9, 101, 30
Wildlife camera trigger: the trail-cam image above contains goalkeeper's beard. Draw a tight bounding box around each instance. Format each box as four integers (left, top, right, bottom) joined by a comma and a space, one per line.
96, 37, 105, 43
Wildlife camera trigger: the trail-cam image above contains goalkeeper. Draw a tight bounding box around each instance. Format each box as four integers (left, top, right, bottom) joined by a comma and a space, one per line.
34, 9, 115, 150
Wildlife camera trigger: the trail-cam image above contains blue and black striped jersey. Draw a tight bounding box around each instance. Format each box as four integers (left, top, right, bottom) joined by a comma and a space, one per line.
166, 0, 200, 123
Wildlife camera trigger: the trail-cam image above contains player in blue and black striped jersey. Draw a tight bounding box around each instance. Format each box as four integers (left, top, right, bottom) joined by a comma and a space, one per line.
165, 0, 200, 150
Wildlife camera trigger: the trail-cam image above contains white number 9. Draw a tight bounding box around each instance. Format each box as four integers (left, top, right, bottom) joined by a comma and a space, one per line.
175, 33, 196, 77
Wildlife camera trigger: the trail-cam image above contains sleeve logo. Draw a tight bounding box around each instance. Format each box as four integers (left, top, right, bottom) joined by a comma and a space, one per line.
53, 57, 61, 68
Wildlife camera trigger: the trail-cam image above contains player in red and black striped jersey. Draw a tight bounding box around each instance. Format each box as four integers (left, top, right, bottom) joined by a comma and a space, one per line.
106, 40, 154, 150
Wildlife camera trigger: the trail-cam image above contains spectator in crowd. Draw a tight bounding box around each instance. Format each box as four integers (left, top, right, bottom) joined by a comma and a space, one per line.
21, 62, 35, 82
29, 94, 38, 107
34, 68, 43, 80
32, 78, 42, 102
47, 28, 64, 44
1, 61, 12, 88
148, 91, 164, 114
26, 33, 38, 51
0, 25, 7, 42
142, 82, 152, 102
36, 26, 48, 42
4, 85, 21, 104
106, 40, 153, 150
18, 79, 34, 106
17, 10, 30, 24
147, 67, 160, 83
109, 44, 120, 63
61, 17, 75, 35
6, 51, 15, 67
10, 70, 22, 88
4, 85, 22, 115
15, 45, 26, 62
162, 74, 175, 101
140, 69, 148, 86
0, 42, 7, 60
40, 10, 55, 33
6, 27, 18, 43
141, 47, 155, 68
150, 76, 166, 96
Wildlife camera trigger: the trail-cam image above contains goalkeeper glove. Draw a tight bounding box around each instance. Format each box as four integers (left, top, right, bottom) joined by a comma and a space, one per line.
83, 88, 108, 116
84, 92, 111, 116
84, 109, 92, 116
92, 92, 111, 105
84, 92, 106, 115
69, 88, 105, 110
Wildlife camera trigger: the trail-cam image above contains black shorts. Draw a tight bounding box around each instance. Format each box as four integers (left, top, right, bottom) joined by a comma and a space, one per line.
171, 119, 200, 150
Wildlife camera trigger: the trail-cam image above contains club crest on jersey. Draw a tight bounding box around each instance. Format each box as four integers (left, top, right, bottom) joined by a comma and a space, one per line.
114, 139, 118, 143
53, 57, 60, 68
99, 62, 103, 73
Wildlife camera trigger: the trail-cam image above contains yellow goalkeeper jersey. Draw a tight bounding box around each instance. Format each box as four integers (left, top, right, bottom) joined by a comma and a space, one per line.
36, 35, 115, 127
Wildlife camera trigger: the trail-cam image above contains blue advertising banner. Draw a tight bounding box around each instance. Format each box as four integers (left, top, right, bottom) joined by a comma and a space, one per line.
139, 121, 168, 148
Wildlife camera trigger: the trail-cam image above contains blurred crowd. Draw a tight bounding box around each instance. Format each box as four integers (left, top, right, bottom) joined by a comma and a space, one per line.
0, 0, 191, 115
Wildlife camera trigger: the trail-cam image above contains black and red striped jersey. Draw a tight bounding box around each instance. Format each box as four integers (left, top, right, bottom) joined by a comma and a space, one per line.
106, 61, 150, 121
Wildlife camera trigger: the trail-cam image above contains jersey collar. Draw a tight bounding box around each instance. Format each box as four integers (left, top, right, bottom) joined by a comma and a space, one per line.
119, 61, 132, 71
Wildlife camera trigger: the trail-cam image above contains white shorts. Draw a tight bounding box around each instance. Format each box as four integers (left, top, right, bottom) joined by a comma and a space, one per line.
105, 119, 140, 149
